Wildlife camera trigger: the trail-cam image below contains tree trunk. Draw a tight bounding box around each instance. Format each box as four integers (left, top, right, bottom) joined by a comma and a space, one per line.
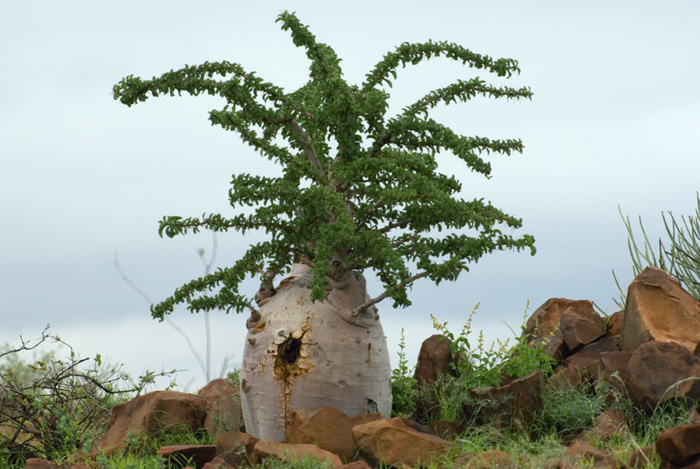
240, 264, 392, 441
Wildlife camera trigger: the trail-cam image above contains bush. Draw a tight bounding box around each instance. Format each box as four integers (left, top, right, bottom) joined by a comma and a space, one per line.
0, 326, 176, 465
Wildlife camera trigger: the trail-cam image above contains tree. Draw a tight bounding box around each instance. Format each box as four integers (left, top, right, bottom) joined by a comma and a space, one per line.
113, 11, 536, 440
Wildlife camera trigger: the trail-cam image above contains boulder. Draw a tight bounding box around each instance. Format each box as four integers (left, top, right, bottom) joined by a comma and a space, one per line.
575, 409, 628, 444
285, 406, 381, 463
621, 267, 700, 352
523, 298, 597, 343
606, 310, 624, 337
565, 337, 620, 369
201, 457, 236, 469
413, 334, 458, 388
339, 461, 372, 469
214, 431, 259, 467
253, 440, 342, 468
156, 444, 216, 467
453, 449, 514, 468
23, 459, 59, 469
467, 370, 544, 429
559, 307, 607, 352
656, 423, 700, 467
94, 390, 209, 454
352, 417, 452, 467
198, 379, 242, 438
624, 341, 700, 412
599, 351, 633, 385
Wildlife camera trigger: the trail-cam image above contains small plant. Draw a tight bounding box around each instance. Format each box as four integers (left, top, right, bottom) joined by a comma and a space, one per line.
424, 303, 556, 426
614, 194, 700, 307
390, 329, 418, 418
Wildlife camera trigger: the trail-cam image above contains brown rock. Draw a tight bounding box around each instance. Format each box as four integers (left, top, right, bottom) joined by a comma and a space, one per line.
352, 417, 452, 467
156, 444, 216, 467
467, 370, 544, 429
565, 337, 621, 369
201, 457, 236, 469
453, 449, 514, 468
607, 310, 624, 337
576, 409, 628, 444
524, 298, 597, 342
253, 440, 342, 468
413, 334, 458, 387
566, 438, 607, 463
340, 461, 372, 469
625, 341, 700, 412
599, 351, 633, 384
95, 390, 209, 454
215, 431, 259, 467
621, 267, 700, 352
198, 379, 242, 438
656, 423, 700, 466
23, 459, 59, 469
426, 419, 464, 440
623, 445, 657, 468
531, 335, 567, 363
285, 406, 381, 463
546, 361, 598, 392
547, 337, 621, 391
559, 307, 607, 353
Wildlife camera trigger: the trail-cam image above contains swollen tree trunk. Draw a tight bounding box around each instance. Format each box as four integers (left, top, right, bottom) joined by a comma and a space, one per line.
240, 264, 392, 441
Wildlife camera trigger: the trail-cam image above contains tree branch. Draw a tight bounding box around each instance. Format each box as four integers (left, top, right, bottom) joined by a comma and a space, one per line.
288, 117, 325, 177
351, 271, 429, 317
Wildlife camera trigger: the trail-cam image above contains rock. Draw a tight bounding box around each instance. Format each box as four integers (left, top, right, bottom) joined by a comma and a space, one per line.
339, 461, 372, 469
426, 420, 464, 440
412, 334, 459, 423
214, 431, 259, 467
546, 337, 621, 391
524, 298, 597, 343
198, 379, 242, 438
413, 334, 458, 387
559, 307, 607, 353
575, 409, 628, 444
468, 370, 544, 429
201, 457, 236, 469
23, 459, 59, 469
253, 440, 342, 468
565, 337, 620, 369
606, 310, 624, 337
625, 341, 700, 412
352, 417, 452, 467
285, 406, 381, 463
156, 444, 216, 467
621, 267, 700, 352
599, 351, 633, 385
95, 390, 209, 454
566, 438, 608, 464
453, 449, 514, 468
625, 445, 657, 468
531, 335, 567, 363
656, 423, 700, 466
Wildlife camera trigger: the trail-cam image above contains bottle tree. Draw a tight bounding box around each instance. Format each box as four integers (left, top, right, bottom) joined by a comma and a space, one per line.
114, 11, 536, 441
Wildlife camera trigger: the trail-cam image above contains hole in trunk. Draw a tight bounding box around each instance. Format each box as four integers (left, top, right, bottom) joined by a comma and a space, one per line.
277, 336, 302, 364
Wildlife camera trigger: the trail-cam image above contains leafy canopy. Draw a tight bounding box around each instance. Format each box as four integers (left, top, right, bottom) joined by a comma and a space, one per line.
113, 11, 536, 320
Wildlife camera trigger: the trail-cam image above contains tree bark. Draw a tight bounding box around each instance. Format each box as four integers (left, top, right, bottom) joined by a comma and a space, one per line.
240, 264, 392, 441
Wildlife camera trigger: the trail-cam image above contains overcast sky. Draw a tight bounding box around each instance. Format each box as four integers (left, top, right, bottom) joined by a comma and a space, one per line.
2, 1, 699, 391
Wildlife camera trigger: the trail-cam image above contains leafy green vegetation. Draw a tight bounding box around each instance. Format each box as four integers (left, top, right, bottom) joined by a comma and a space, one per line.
113, 10, 535, 321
